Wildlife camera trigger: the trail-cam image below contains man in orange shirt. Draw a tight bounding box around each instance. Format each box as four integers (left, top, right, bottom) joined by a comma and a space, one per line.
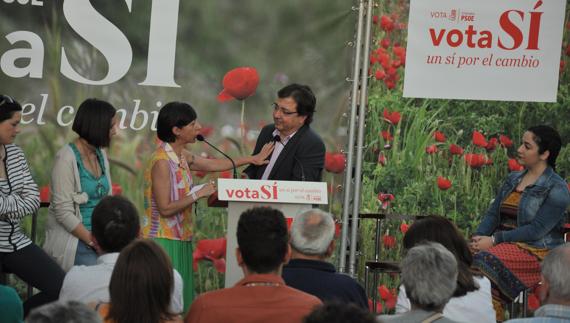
185, 207, 321, 323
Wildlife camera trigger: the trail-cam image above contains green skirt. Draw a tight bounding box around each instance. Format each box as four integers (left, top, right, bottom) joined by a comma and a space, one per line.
153, 238, 194, 313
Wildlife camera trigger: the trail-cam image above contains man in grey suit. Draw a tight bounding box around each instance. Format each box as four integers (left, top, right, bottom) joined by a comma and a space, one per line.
378, 242, 460, 323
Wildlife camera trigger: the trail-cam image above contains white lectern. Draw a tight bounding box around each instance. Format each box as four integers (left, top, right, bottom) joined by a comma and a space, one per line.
216, 179, 328, 287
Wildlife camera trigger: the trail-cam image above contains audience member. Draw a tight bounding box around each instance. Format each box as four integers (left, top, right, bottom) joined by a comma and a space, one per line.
378, 242, 460, 323
0, 94, 65, 316
396, 216, 495, 322
95, 239, 183, 323
44, 99, 118, 270
283, 209, 367, 309
0, 284, 23, 323
303, 302, 377, 323
27, 300, 101, 323
505, 243, 570, 322
59, 196, 183, 314
185, 207, 321, 323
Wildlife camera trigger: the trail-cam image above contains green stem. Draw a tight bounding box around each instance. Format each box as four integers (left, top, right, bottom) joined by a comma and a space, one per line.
240, 100, 246, 148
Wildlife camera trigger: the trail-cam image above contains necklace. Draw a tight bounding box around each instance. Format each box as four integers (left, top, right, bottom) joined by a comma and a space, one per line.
77, 140, 100, 177
243, 282, 281, 287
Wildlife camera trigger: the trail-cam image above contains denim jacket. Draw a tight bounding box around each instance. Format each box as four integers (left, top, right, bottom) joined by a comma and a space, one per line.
475, 166, 570, 249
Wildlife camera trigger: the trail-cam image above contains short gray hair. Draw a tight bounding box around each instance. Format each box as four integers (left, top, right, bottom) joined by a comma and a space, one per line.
290, 209, 335, 256
27, 301, 102, 323
541, 243, 570, 300
401, 242, 458, 310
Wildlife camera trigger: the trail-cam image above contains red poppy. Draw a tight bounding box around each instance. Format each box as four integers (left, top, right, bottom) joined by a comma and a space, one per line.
192, 237, 227, 273
400, 222, 409, 234
372, 15, 379, 25
392, 46, 406, 60
217, 67, 260, 102
434, 131, 446, 142
392, 60, 402, 68
437, 176, 452, 190
325, 152, 346, 174
381, 130, 394, 142
508, 158, 524, 172
112, 183, 122, 196
380, 15, 394, 32
378, 285, 392, 300
380, 37, 390, 49
219, 170, 232, 178
383, 109, 401, 125
375, 69, 386, 80
370, 55, 378, 66
464, 153, 487, 169
39, 186, 50, 203
499, 135, 513, 148
384, 79, 396, 90
486, 138, 498, 151
382, 235, 396, 249
425, 144, 438, 154
377, 152, 386, 166
368, 299, 383, 313
377, 193, 394, 209
472, 131, 488, 148
449, 144, 464, 156
334, 222, 341, 238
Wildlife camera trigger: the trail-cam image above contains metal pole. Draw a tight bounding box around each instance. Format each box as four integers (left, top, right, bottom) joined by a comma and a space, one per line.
338, 0, 366, 273
348, 0, 373, 276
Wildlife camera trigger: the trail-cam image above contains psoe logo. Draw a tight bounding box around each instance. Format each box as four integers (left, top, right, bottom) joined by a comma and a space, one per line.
460, 12, 476, 22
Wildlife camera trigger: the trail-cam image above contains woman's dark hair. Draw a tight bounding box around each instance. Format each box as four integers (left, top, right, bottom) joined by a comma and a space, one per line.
0, 95, 22, 122
156, 102, 197, 143
403, 215, 478, 297
107, 239, 175, 323
527, 125, 562, 170
72, 98, 116, 148
91, 196, 140, 253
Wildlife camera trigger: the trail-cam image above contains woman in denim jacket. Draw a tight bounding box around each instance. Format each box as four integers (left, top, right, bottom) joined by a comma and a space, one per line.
470, 125, 570, 320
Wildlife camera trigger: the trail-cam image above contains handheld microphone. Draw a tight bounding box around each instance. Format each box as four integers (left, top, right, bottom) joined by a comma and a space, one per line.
196, 134, 237, 179
272, 135, 305, 181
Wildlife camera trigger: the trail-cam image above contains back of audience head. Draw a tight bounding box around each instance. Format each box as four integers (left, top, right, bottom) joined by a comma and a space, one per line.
303, 302, 377, 323
290, 209, 335, 258
91, 196, 140, 254
401, 242, 458, 312
403, 215, 477, 297
540, 243, 570, 303
27, 300, 101, 323
237, 207, 289, 274
107, 239, 175, 323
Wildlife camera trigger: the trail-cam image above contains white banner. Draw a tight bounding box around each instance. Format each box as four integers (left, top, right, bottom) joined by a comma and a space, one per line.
217, 179, 328, 205
403, 0, 567, 102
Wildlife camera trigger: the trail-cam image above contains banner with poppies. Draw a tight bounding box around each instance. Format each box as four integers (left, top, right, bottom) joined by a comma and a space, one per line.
403, 0, 567, 102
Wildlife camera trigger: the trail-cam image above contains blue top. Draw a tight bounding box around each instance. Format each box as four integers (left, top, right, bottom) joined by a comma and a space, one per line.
0, 284, 23, 323
69, 143, 110, 231
475, 166, 570, 249
505, 304, 570, 322
282, 258, 368, 310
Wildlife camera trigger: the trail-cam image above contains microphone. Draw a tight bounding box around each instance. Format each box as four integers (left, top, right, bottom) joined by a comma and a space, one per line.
196, 134, 237, 179
272, 135, 305, 181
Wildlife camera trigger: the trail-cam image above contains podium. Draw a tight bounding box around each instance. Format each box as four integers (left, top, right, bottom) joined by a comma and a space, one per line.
216, 178, 328, 287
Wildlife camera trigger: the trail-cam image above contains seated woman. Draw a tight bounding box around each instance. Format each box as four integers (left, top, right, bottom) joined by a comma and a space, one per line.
0, 95, 65, 316
471, 125, 570, 318
44, 99, 118, 270
396, 215, 495, 323
95, 239, 183, 323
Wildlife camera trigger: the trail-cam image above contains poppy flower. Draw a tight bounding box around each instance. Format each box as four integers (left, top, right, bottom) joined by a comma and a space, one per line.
380, 38, 390, 49
375, 69, 386, 80
383, 109, 401, 125
382, 235, 396, 249
381, 130, 394, 142
508, 158, 524, 172
400, 222, 409, 234
370, 55, 378, 66
392, 46, 406, 60
377, 152, 386, 166
472, 131, 488, 148
325, 152, 346, 174
378, 285, 392, 301
39, 186, 50, 203
377, 193, 394, 209
464, 153, 487, 169
425, 144, 438, 154
499, 135, 513, 148
449, 144, 464, 156
380, 15, 394, 32
384, 79, 396, 90
437, 176, 452, 190
372, 15, 379, 25
392, 60, 402, 68
434, 131, 446, 142
193, 237, 227, 273
486, 138, 498, 151
368, 299, 383, 313
334, 222, 341, 238
112, 183, 122, 196
217, 67, 260, 102
219, 170, 232, 179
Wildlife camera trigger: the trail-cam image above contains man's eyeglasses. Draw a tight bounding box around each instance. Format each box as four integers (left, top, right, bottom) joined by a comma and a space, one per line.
272, 103, 298, 116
